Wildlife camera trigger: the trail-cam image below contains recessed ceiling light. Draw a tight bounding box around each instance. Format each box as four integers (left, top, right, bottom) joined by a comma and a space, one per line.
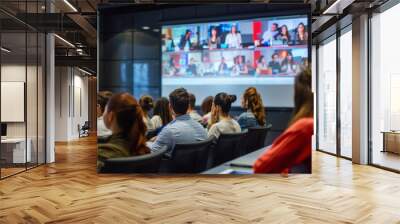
1, 47, 11, 53
54, 34, 75, 48
142, 26, 150, 30
63, 0, 78, 12
153, 28, 160, 32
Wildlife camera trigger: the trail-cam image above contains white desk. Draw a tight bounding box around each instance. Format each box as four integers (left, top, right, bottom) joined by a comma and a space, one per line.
1, 138, 31, 163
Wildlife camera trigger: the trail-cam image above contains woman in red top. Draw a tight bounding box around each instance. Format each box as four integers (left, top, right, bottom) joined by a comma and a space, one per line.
253, 68, 313, 174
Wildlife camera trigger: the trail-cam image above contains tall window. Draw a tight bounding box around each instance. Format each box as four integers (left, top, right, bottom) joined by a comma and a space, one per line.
370, 3, 400, 171
317, 36, 337, 154
339, 28, 352, 158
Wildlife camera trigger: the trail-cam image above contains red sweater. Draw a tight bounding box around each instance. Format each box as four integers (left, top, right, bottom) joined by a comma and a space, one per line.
253, 118, 314, 174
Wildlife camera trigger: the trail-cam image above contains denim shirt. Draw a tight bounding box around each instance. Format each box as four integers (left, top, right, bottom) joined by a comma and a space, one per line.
238, 111, 263, 130
150, 114, 207, 157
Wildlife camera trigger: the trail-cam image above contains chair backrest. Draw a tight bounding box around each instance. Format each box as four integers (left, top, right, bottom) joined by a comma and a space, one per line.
212, 132, 247, 167
101, 146, 167, 173
246, 124, 272, 153
168, 137, 215, 173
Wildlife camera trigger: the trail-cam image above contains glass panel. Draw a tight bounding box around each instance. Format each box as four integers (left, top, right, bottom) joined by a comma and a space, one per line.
27, 31, 38, 169
317, 36, 337, 154
38, 33, 46, 165
1, 30, 28, 177
371, 4, 400, 171
339, 29, 352, 158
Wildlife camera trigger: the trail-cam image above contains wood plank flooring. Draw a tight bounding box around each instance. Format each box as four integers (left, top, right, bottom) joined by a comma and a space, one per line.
0, 136, 400, 223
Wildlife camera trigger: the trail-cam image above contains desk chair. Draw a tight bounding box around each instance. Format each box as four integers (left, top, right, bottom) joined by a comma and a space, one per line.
245, 124, 272, 154
211, 132, 247, 167
161, 137, 215, 173
100, 146, 167, 173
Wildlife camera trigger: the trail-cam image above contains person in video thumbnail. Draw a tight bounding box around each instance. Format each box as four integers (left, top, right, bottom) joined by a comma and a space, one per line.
199, 55, 215, 76
164, 28, 175, 52
178, 29, 192, 51
208, 27, 221, 50
276, 25, 291, 45
256, 55, 269, 75
268, 53, 281, 75
168, 57, 180, 76
294, 22, 308, 45
217, 57, 229, 75
281, 52, 298, 75
225, 25, 242, 49
186, 57, 198, 76
232, 55, 248, 76
261, 23, 279, 46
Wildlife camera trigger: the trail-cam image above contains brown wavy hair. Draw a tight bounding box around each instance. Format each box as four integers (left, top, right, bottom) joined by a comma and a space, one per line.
106, 93, 149, 156
243, 87, 266, 126
290, 68, 313, 125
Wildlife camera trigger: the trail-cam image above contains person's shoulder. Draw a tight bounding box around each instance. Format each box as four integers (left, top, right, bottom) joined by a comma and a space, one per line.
288, 118, 314, 133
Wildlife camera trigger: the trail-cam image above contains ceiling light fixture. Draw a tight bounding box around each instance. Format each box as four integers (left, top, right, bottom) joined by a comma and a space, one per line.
323, 0, 354, 15
78, 67, 92, 76
153, 28, 160, 32
63, 0, 78, 12
142, 26, 150, 30
1, 47, 11, 53
54, 34, 75, 48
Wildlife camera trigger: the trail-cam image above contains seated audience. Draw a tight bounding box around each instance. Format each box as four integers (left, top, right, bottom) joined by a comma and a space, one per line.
97, 93, 150, 170
253, 69, 313, 174
139, 95, 154, 130
150, 88, 207, 157
238, 87, 266, 130
97, 91, 113, 137
201, 96, 214, 126
208, 93, 241, 139
151, 97, 173, 130
188, 93, 203, 123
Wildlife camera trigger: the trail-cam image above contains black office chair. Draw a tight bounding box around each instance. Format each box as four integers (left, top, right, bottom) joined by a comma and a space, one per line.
161, 137, 215, 173
211, 132, 248, 167
100, 146, 167, 173
245, 124, 272, 154
79, 121, 90, 138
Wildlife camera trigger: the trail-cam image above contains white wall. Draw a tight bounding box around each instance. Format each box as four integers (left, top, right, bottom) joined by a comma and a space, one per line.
55, 67, 89, 141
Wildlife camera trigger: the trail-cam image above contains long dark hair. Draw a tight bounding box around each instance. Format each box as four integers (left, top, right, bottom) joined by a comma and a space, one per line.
105, 93, 149, 156
214, 92, 237, 115
153, 97, 173, 126
280, 25, 291, 40
243, 87, 266, 126
290, 68, 313, 125
201, 96, 214, 115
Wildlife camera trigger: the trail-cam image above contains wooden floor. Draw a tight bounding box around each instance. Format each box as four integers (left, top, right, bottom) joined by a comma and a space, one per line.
1, 136, 400, 223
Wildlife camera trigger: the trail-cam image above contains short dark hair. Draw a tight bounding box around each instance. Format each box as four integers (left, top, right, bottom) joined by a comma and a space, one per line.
169, 88, 189, 115
188, 93, 196, 108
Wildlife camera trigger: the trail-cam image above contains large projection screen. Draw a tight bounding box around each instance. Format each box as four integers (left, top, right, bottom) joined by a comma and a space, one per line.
161, 14, 309, 107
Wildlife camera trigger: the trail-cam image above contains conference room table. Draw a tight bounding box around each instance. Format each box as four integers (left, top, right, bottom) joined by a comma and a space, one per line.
203, 147, 268, 174
203, 146, 310, 174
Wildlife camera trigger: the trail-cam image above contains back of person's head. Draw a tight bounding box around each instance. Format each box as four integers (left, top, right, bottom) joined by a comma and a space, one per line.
153, 97, 173, 126
290, 68, 313, 125
169, 88, 189, 115
139, 95, 154, 113
243, 87, 266, 126
188, 93, 196, 110
214, 92, 237, 114
201, 96, 214, 115
105, 93, 149, 156
97, 91, 113, 116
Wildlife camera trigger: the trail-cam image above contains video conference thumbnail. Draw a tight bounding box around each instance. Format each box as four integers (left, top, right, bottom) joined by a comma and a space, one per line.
161, 15, 309, 78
